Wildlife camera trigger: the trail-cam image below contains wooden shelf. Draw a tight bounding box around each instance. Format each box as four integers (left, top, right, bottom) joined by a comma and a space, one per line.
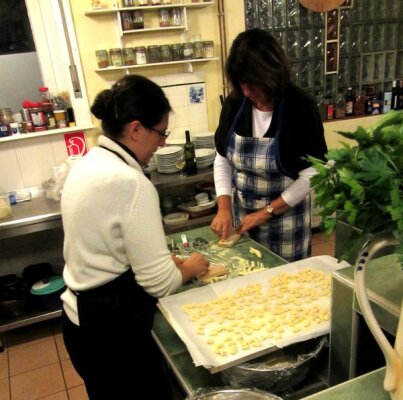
85, 2, 215, 15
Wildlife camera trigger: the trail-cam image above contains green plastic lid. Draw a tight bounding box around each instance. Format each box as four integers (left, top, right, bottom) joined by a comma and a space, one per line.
30, 276, 66, 295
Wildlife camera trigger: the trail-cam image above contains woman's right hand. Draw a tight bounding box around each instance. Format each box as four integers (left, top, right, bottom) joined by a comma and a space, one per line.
210, 195, 233, 240
211, 210, 233, 240
179, 252, 210, 283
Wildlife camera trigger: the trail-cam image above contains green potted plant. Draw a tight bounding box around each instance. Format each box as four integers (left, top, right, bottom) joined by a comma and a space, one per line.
308, 110, 403, 265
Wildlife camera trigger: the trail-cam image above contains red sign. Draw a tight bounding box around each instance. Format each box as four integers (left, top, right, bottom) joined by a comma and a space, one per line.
64, 131, 88, 157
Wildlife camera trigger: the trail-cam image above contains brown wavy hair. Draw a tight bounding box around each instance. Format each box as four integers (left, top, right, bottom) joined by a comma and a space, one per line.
226, 28, 291, 102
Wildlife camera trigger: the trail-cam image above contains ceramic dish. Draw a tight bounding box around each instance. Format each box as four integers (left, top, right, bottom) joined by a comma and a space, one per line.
163, 212, 189, 226
178, 199, 216, 213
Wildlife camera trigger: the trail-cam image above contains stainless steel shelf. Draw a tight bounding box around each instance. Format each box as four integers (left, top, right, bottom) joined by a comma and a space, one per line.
0, 309, 62, 334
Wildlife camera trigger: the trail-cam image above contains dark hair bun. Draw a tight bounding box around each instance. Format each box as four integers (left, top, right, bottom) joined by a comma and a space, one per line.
90, 89, 115, 120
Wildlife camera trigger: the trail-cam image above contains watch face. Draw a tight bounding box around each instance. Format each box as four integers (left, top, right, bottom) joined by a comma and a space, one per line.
267, 205, 274, 214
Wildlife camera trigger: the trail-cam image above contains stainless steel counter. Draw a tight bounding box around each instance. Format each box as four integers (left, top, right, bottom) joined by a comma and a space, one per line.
0, 197, 62, 240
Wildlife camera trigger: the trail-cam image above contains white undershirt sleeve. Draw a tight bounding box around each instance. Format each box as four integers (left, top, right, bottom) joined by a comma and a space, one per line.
213, 153, 233, 197
281, 166, 317, 207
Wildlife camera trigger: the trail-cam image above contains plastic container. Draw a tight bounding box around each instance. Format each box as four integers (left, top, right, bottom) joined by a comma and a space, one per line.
30, 276, 66, 311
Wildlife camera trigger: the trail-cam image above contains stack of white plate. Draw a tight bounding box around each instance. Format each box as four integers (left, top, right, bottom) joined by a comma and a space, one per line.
166, 138, 186, 147
154, 146, 183, 174
193, 132, 215, 149
195, 148, 216, 169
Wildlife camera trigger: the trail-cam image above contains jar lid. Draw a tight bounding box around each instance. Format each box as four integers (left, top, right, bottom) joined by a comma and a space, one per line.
30, 276, 66, 295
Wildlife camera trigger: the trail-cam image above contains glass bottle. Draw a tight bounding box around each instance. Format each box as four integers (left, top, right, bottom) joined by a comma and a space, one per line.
334, 93, 346, 119
316, 95, 326, 121
391, 80, 399, 110
184, 130, 197, 175
354, 90, 366, 116
345, 87, 354, 116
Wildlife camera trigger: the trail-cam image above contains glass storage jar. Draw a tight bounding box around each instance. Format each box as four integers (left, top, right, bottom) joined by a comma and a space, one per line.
132, 10, 144, 29
170, 7, 182, 26
182, 42, 194, 60
193, 40, 203, 59
123, 47, 136, 65
159, 9, 170, 27
171, 43, 182, 61
95, 50, 109, 68
138, 0, 149, 5
147, 45, 161, 63
121, 11, 133, 31
159, 44, 172, 62
109, 48, 123, 67
202, 40, 214, 58
134, 46, 147, 64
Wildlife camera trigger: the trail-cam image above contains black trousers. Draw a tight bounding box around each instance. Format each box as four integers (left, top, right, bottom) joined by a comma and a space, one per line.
61, 269, 173, 400
62, 311, 173, 399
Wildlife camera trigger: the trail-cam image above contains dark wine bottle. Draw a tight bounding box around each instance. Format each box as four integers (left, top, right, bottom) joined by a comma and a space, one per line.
184, 130, 197, 175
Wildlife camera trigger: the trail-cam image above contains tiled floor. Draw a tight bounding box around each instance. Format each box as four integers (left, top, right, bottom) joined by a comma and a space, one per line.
0, 231, 335, 400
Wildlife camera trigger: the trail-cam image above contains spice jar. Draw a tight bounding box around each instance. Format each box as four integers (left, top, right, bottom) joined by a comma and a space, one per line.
96, 50, 109, 68
159, 44, 172, 62
134, 46, 147, 64
54, 109, 68, 129
159, 9, 170, 27
0, 108, 15, 135
121, 11, 133, 31
170, 7, 182, 26
109, 48, 123, 67
147, 45, 161, 63
132, 10, 144, 29
171, 43, 182, 61
123, 47, 136, 65
182, 42, 194, 60
28, 103, 47, 132
193, 39, 203, 59
202, 41, 214, 58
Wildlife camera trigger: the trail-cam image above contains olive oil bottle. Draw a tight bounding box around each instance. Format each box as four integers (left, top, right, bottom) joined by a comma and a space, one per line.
184, 130, 197, 175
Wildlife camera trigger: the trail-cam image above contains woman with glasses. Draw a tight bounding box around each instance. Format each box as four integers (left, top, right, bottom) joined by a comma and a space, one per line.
60, 75, 209, 399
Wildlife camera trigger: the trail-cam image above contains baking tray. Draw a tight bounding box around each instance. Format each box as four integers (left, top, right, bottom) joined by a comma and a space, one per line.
158, 255, 349, 373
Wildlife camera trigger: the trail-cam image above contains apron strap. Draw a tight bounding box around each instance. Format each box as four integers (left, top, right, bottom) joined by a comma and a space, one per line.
224, 96, 247, 152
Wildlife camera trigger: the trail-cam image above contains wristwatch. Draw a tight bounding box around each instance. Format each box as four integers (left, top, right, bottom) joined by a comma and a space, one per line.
266, 204, 274, 215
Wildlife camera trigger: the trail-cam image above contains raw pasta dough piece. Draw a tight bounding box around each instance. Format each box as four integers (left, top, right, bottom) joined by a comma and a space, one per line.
217, 229, 241, 248
197, 264, 229, 281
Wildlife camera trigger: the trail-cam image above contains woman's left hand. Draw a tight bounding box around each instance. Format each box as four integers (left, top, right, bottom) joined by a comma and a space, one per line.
236, 209, 271, 234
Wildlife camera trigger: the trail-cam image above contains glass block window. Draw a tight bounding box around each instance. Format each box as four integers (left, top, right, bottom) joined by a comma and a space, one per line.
244, 0, 403, 97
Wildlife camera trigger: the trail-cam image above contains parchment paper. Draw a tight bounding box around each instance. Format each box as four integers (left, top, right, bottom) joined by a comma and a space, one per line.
158, 255, 349, 372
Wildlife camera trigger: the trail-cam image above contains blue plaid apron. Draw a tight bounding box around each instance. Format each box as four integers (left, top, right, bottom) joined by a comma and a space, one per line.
225, 98, 311, 261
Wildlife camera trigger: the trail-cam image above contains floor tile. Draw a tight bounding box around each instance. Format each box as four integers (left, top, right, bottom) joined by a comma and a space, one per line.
55, 333, 69, 361
10, 363, 65, 400
37, 391, 68, 400
68, 385, 89, 400
61, 359, 84, 389
0, 378, 10, 400
9, 338, 59, 376
0, 351, 8, 379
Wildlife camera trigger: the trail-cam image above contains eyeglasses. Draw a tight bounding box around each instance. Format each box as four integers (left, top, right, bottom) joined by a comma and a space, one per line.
149, 127, 171, 138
